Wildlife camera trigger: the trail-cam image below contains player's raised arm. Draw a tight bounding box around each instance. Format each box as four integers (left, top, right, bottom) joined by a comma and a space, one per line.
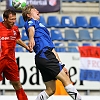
28, 26, 35, 51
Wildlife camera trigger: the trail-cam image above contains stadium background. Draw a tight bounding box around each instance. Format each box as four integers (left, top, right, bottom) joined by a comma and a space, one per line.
0, 0, 100, 100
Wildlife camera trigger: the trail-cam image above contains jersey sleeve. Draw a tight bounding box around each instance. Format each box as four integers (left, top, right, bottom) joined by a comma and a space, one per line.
24, 19, 36, 37
27, 19, 36, 29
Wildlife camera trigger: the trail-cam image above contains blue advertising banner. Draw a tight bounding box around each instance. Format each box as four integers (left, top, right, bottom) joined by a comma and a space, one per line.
6, 0, 60, 13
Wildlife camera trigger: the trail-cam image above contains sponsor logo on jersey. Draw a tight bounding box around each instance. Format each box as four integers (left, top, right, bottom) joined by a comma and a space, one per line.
39, 23, 45, 27
13, 30, 17, 36
28, 21, 33, 26
0, 36, 16, 40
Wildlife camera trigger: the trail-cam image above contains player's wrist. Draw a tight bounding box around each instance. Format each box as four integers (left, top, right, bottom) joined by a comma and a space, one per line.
59, 61, 65, 67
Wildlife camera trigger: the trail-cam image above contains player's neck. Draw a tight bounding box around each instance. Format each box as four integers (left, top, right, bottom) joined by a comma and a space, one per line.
2, 21, 12, 29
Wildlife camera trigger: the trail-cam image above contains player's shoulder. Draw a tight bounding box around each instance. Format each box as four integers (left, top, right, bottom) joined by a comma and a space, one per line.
24, 19, 35, 29
12, 25, 20, 33
0, 22, 3, 26
0, 22, 2, 25
27, 18, 36, 25
0, 22, 5, 29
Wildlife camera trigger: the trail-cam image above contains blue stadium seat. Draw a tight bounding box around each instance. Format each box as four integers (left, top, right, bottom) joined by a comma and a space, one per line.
68, 42, 79, 52
62, 0, 99, 2
82, 43, 92, 46
62, 0, 73, 2
61, 16, 76, 28
0, 16, 2, 22
50, 29, 64, 41
15, 47, 24, 52
54, 42, 67, 52
96, 43, 100, 46
78, 29, 91, 41
89, 16, 100, 28
39, 16, 48, 27
76, 0, 86, 2
62, 0, 67, 1
92, 30, 100, 41
75, 16, 89, 28
21, 29, 28, 41
64, 29, 78, 41
88, 0, 99, 2
47, 16, 63, 28
18, 16, 25, 28
15, 44, 24, 52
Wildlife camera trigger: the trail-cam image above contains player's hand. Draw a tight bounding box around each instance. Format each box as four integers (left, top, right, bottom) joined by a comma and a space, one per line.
26, 45, 33, 53
28, 39, 35, 52
59, 62, 65, 68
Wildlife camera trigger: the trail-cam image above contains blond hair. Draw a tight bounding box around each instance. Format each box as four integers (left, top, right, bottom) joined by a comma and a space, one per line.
22, 5, 35, 21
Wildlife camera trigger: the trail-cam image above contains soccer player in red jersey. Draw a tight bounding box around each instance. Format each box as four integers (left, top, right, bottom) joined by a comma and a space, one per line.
0, 9, 29, 100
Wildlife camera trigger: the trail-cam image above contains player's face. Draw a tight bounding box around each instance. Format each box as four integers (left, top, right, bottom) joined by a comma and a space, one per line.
29, 8, 40, 20
4, 14, 16, 28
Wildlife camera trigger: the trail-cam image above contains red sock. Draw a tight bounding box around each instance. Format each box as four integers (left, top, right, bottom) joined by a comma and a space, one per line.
16, 88, 28, 100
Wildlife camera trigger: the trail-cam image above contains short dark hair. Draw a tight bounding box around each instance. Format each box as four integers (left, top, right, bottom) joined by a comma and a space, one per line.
3, 9, 16, 18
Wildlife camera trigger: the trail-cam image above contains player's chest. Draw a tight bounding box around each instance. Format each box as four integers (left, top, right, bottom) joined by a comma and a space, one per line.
0, 29, 17, 40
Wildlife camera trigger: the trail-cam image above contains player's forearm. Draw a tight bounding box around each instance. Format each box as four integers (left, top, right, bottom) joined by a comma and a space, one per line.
28, 27, 35, 41
16, 39, 28, 50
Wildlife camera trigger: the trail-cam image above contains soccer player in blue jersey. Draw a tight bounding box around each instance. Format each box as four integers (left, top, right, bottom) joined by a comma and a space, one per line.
22, 5, 82, 100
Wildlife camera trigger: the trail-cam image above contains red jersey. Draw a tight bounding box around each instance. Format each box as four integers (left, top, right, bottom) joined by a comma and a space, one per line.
0, 22, 20, 61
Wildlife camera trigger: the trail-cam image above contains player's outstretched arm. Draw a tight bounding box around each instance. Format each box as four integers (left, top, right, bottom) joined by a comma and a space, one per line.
28, 26, 35, 51
52, 48, 69, 74
16, 39, 29, 50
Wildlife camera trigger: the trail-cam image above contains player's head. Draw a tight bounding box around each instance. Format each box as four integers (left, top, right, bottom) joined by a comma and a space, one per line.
3, 9, 16, 28
22, 5, 40, 21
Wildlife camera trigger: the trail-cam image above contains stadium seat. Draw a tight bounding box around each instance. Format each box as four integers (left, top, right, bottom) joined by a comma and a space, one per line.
75, 16, 89, 28
82, 43, 92, 46
68, 42, 79, 52
64, 29, 78, 41
21, 29, 28, 41
76, 0, 86, 2
15, 44, 24, 52
0, 16, 2, 22
50, 29, 64, 41
89, 16, 100, 28
39, 16, 48, 27
18, 16, 25, 28
92, 30, 100, 41
62, 0, 73, 2
47, 16, 63, 28
54, 42, 67, 52
15, 47, 24, 52
88, 0, 99, 2
62, 0, 99, 2
61, 16, 76, 28
78, 29, 91, 41
96, 43, 100, 46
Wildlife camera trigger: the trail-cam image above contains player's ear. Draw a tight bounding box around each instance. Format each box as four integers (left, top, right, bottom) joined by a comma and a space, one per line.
26, 13, 32, 21
3, 17, 7, 21
27, 13, 30, 18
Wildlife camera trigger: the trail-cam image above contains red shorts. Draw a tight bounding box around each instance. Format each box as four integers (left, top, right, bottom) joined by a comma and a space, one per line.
0, 57, 20, 81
